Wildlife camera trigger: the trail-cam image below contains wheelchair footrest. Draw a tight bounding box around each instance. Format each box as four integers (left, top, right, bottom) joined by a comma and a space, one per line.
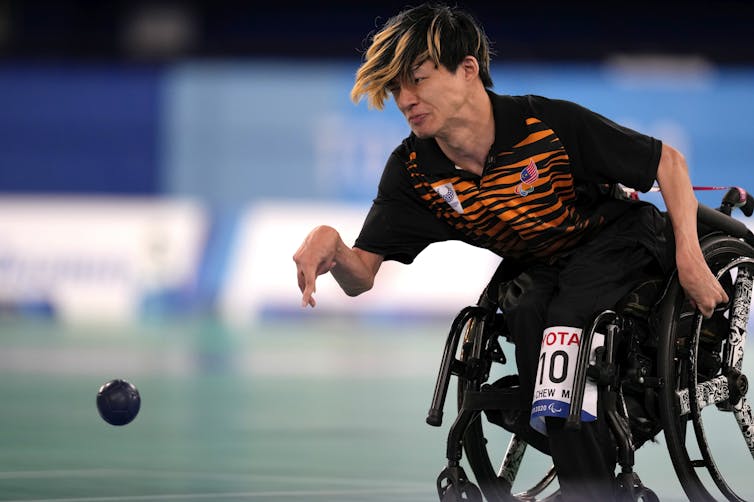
616, 471, 659, 502
436, 465, 483, 502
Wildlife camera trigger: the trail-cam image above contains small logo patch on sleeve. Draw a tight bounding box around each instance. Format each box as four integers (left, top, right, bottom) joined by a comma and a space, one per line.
432, 182, 465, 214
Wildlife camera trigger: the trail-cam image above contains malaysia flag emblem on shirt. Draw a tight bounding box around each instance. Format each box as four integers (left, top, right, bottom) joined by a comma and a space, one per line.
521, 159, 539, 184
516, 159, 539, 196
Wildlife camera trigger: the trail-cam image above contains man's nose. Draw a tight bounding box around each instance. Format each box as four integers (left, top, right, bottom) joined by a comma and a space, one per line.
396, 86, 418, 111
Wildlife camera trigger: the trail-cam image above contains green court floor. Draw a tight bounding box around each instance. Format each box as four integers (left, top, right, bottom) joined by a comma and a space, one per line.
0, 317, 749, 501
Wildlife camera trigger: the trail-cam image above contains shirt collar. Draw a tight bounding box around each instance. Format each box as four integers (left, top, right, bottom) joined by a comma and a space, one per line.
411, 91, 529, 177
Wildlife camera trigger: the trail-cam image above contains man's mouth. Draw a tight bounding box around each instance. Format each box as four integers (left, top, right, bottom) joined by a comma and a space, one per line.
409, 113, 428, 125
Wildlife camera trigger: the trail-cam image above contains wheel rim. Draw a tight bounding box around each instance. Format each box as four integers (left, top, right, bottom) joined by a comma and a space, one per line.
660, 237, 754, 502
686, 257, 754, 501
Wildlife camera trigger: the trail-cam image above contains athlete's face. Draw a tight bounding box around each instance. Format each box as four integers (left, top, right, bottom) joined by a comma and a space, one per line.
389, 59, 472, 139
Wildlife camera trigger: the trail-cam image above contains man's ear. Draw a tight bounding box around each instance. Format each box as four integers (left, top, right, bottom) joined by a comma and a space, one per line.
461, 56, 480, 80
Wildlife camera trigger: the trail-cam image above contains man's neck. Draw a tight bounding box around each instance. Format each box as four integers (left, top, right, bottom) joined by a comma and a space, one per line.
435, 92, 495, 176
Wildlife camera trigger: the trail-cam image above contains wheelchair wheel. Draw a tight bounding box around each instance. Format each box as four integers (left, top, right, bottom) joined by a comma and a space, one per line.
456, 313, 557, 502
657, 234, 754, 502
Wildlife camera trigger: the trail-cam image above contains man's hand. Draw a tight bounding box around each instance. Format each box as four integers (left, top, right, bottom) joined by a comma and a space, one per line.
293, 226, 340, 308
293, 226, 384, 308
676, 248, 729, 318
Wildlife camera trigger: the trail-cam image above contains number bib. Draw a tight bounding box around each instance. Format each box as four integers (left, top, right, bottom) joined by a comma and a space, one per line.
529, 326, 604, 435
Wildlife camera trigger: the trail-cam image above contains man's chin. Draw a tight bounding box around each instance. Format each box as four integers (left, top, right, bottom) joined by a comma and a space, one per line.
411, 128, 434, 139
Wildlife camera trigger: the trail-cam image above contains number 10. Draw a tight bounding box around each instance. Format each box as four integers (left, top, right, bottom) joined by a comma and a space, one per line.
538, 349, 569, 385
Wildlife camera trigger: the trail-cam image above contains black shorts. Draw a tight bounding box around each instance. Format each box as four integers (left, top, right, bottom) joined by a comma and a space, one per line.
499, 203, 672, 500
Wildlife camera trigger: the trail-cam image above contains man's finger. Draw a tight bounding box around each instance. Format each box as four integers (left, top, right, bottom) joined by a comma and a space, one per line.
698, 298, 714, 318
301, 271, 317, 308
719, 286, 730, 305
297, 268, 306, 293
302, 291, 317, 308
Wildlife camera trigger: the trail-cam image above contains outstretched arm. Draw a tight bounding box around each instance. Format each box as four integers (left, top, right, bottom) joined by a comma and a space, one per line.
293, 225, 384, 307
656, 143, 728, 317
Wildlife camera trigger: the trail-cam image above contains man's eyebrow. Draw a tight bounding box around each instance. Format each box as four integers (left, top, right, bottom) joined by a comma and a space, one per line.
410, 59, 428, 72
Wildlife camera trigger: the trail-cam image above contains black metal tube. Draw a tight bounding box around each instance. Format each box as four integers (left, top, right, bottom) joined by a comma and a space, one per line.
426, 306, 487, 426
566, 310, 616, 430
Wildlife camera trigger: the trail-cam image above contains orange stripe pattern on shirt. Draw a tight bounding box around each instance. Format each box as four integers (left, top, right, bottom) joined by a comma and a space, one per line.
408, 118, 605, 260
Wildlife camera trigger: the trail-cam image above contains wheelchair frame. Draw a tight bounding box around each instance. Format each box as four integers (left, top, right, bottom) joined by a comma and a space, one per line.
428, 189, 754, 502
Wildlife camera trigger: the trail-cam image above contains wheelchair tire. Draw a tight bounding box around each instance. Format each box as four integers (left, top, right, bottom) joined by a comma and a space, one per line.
656, 233, 754, 502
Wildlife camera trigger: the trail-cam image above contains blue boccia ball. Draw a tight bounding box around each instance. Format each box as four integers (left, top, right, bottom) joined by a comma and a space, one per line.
96, 379, 141, 426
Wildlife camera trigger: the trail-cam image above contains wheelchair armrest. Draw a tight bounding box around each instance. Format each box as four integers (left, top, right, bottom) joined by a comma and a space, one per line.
697, 203, 754, 245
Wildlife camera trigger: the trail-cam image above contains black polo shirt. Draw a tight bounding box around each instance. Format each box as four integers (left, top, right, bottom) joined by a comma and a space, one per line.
354, 92, 663, 265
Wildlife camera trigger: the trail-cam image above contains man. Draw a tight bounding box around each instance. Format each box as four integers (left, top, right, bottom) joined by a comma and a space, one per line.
293, 3, 727, 500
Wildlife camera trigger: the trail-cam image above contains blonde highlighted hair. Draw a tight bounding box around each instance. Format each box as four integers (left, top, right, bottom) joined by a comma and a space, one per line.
351, 3, 493, 110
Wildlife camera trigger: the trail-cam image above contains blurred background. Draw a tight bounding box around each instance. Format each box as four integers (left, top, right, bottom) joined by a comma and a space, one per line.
0, 1, 753, 501
1, 0, 754, 325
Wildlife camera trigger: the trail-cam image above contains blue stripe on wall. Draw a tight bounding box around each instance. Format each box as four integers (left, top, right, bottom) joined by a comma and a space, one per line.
0, 64, 162, 194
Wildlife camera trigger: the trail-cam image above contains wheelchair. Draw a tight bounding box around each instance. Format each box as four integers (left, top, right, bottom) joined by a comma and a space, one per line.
427, 187, 754, 502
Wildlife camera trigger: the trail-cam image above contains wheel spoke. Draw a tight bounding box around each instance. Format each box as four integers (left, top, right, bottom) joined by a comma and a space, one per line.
733, 396, 754, 460
677, 375, 729, 416
497, 434, 527, 484
727, 265, 752, 371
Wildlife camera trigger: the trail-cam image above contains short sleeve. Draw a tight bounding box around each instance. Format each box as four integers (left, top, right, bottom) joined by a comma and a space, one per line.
354, 145, 462, 263
525, 96, 662, 193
